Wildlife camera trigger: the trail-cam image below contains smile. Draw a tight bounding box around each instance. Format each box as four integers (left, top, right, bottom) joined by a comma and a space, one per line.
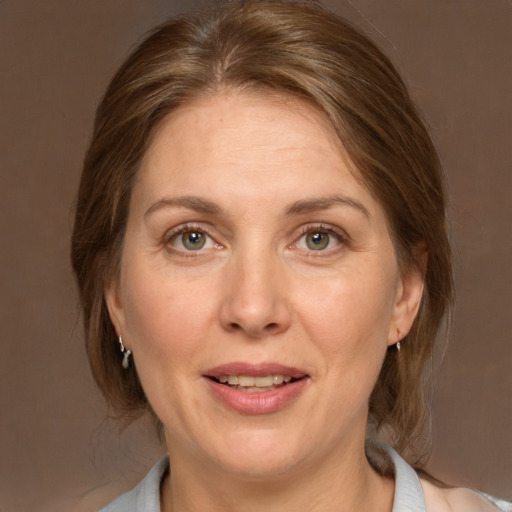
213, 374, 294, 392
204, 363, 309, 414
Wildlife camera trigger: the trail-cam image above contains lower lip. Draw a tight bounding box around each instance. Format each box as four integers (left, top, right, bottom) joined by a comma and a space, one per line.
205, 377, 309, 415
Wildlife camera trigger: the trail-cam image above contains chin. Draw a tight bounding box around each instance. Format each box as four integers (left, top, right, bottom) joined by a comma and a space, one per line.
205, 429, 309, 481
217, 452, 304, 482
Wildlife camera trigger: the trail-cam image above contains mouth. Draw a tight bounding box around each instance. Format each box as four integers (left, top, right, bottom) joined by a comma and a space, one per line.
204, 364, 309, 414
208, 374, 301, 393
204, 363, 309, 404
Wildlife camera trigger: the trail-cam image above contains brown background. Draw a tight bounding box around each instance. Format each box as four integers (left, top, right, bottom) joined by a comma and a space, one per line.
0, 1, 510, 511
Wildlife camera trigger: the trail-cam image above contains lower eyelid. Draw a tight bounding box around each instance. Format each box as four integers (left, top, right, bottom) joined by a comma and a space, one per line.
300, 235, 340, 250
163, 224, 347, 254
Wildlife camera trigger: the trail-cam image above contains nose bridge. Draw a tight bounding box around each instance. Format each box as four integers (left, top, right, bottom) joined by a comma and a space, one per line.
219, 240, 290, 338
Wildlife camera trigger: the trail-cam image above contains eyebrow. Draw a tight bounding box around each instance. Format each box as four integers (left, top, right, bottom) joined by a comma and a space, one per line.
145, 196, 222, 217
285, 195, 370, 218
144, 193, 370, 219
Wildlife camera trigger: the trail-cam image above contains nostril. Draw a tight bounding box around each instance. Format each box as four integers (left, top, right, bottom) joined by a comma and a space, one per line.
227, 321, 282, 336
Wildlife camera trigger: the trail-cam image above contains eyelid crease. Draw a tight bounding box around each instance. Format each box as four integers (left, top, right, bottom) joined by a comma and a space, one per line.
290, 223, 351, 255
295, 223, 350, 242
163, 223, 222, 252
161, 221, 350, 259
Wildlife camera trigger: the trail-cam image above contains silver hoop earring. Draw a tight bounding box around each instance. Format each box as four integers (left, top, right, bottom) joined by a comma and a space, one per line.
118, 336, 132, 369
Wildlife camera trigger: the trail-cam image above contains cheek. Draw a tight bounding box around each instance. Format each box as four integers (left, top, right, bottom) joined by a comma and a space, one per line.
120, 264, 219, 362
118, 266, 221, 425
292, 261, 398, 405
295, 264, 397, 350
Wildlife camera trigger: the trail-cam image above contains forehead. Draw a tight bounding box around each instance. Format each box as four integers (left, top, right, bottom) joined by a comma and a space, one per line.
133, 91, 383, 221
145, 91, 345, 163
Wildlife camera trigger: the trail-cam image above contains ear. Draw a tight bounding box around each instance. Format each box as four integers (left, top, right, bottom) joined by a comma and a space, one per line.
104, 278, 129, 348
388, 252, 427, 346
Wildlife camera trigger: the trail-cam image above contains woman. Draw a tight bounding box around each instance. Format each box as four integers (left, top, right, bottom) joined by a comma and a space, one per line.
71, 1, 511, 510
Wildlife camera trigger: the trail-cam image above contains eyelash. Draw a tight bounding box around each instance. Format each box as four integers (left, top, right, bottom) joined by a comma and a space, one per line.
163, 223, 349, 256
163, 223, 220, 256
292, 224, 349, 255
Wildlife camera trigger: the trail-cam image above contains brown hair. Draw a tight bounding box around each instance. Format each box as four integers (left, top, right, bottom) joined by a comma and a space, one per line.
71, 0, 453, 458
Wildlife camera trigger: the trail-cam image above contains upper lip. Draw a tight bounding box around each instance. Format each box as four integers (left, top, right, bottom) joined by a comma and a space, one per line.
204, 362, 308, 379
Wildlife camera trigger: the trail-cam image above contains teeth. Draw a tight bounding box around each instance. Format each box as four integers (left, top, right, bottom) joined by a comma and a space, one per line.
217, 374, 293, 388
255, 376, 273, 387
272, 375, 284, 385
239, 375, 256, 387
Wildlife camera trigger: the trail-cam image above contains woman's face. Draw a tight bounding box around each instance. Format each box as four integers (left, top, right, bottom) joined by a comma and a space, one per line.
106, 92, 423, 479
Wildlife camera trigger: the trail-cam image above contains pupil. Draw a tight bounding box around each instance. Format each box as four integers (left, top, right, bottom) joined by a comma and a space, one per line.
183, 231, 205, 250
307, 232, 329, 250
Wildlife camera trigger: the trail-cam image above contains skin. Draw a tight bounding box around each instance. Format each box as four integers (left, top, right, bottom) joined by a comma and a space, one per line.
106, 92, 425, 512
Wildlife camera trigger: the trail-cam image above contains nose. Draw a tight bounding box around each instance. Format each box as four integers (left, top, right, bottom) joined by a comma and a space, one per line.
219, 252, 291, 339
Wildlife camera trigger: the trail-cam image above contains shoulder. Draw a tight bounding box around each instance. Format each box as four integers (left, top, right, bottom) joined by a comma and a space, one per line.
421, 478, 511, 512
97, 486, 141, 512
47, 481, 132, 512
368, 441, 511, 512
83, 455, 169, 512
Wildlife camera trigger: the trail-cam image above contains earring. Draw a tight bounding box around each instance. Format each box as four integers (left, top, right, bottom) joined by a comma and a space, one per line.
396, 341, 401, 352
396, 327, 402, 352
118, 336, 132, 369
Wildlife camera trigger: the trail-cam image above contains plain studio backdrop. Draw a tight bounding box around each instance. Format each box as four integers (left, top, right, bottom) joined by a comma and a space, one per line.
0, 1, 510, 511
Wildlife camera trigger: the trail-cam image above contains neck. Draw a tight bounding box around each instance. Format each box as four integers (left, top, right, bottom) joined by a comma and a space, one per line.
160, 439, 394, 512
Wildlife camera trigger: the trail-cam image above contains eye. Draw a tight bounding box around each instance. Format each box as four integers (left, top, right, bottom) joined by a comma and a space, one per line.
167, 226, 217, 252
180, 230, 208, 250
295, 226, 344, 252
304, 232, 330, 250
